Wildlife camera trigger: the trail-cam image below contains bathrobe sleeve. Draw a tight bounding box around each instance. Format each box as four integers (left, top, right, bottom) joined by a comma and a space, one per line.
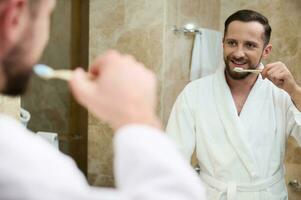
114, 125, 205, 200
287, 103, 301, 145
166, 89, 196, 161
0, 116, 205, 200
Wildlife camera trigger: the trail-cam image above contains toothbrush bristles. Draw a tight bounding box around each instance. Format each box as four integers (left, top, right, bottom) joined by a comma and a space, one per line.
33, 64, 54, 79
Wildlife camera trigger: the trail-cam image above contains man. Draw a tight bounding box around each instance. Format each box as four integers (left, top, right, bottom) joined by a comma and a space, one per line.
167, 9, 301, 200
0, 0, 205, 199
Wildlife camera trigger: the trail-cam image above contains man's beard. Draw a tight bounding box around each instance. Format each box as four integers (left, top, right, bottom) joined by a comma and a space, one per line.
1, 43, 33, 96
224, 56, 259, 80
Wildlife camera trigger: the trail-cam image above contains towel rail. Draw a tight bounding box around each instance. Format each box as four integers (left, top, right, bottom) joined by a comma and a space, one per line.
172, 24, 201, 34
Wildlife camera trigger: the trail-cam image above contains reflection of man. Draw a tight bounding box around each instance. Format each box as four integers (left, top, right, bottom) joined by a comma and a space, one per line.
167, 9, 301, 200
0, 0, 205, 199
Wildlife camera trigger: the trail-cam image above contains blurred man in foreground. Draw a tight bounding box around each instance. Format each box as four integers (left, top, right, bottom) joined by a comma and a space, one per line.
0, 0, 205, 199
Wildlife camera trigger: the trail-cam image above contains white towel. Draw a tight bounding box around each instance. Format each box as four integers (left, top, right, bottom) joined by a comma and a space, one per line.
190, 28, 223, 81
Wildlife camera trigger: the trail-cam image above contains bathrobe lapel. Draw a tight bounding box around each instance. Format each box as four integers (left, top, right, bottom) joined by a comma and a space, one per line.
238, 75, 267, 131
213, 67, 261, 177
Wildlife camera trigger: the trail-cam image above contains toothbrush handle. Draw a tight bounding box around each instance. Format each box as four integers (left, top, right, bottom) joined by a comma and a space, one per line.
53, 70, 73, 81
243, 69, 262, 74
54, 70, 95, 81
251, 70, 262, 74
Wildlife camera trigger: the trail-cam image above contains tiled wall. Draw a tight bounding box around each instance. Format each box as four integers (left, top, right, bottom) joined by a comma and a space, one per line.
161, 0, 220, 125
0, 96, 20, 119
88, 0, 165, 187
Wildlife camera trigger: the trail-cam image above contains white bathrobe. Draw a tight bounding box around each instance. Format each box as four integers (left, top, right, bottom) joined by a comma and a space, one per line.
0, 115, 205, 200
167, 66, 301, 200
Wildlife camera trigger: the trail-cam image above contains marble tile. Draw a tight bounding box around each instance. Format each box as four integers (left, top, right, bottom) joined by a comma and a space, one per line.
89, 0, 165, 186
88, 117, 114, 186
285, 137, 301, 200
161, 0, 220, 126
124, 0, 164, 28
90, 0, 125, 31
114, 27, 164, 75
285, 163, 301, 200
286, 137, 301, 164
0, 95, 20, 119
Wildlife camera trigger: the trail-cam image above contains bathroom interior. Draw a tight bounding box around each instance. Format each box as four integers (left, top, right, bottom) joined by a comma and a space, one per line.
0, 0, 301, 199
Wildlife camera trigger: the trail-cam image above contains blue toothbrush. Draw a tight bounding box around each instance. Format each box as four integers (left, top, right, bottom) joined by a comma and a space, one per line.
33, 64, 73, 81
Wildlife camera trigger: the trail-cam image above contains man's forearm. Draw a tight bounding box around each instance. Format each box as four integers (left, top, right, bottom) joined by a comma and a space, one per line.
289, 85, 301, 111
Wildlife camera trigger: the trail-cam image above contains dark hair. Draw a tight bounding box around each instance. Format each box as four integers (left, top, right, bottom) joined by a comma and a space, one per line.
224, 9, 272, 46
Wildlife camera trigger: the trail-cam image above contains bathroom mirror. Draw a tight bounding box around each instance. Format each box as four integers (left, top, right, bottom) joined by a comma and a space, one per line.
163, 1, 301, 200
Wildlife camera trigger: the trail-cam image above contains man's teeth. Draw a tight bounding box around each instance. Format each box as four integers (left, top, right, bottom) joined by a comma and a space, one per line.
232, 61, 246, 65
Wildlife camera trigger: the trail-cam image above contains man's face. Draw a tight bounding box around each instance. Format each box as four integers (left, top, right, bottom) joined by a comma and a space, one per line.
1, 0, 56, 95
223, 21, 267, 80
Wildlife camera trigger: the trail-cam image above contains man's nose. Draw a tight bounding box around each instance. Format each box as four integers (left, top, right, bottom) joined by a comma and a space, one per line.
232, 46, 246, 59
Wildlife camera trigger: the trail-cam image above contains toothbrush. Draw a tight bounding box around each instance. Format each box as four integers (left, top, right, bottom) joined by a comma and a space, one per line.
233, 63, 264, 74
233, 67, 263, 74
33, 64, 73, 81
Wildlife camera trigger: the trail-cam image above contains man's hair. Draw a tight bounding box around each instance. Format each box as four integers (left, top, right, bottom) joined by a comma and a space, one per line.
224, 9, 272, 46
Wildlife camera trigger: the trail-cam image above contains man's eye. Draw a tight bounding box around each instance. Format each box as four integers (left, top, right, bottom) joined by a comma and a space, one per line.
246, 43, 256, 48
227, 41, 236, 46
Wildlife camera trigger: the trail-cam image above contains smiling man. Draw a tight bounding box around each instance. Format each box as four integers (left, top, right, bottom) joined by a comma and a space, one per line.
167, 9, 301, 200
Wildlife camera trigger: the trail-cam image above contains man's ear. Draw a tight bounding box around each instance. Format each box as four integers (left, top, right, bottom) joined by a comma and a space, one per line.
0, 0, 27, 48
262, 43, 272, 59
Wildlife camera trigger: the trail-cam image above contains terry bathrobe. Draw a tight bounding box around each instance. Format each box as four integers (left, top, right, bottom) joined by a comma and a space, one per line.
0, 115, 205, 200
166, 66, 301, 200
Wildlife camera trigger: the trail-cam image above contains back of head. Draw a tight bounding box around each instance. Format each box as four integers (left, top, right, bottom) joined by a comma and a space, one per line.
224, 9, 272, 46
0, 0, 52, 96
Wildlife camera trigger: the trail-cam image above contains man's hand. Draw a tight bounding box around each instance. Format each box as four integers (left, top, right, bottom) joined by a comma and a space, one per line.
262, 62, 299, 95
69, 50, 161, 130
262, 61, 301, 111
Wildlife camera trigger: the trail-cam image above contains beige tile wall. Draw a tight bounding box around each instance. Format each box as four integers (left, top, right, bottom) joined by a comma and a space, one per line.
0, 96, 20, 119
88, 0, 165, 187
161, 0, 220, 125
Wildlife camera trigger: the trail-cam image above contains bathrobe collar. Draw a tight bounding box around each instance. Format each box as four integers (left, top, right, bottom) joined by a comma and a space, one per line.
213, 65, 267, 178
